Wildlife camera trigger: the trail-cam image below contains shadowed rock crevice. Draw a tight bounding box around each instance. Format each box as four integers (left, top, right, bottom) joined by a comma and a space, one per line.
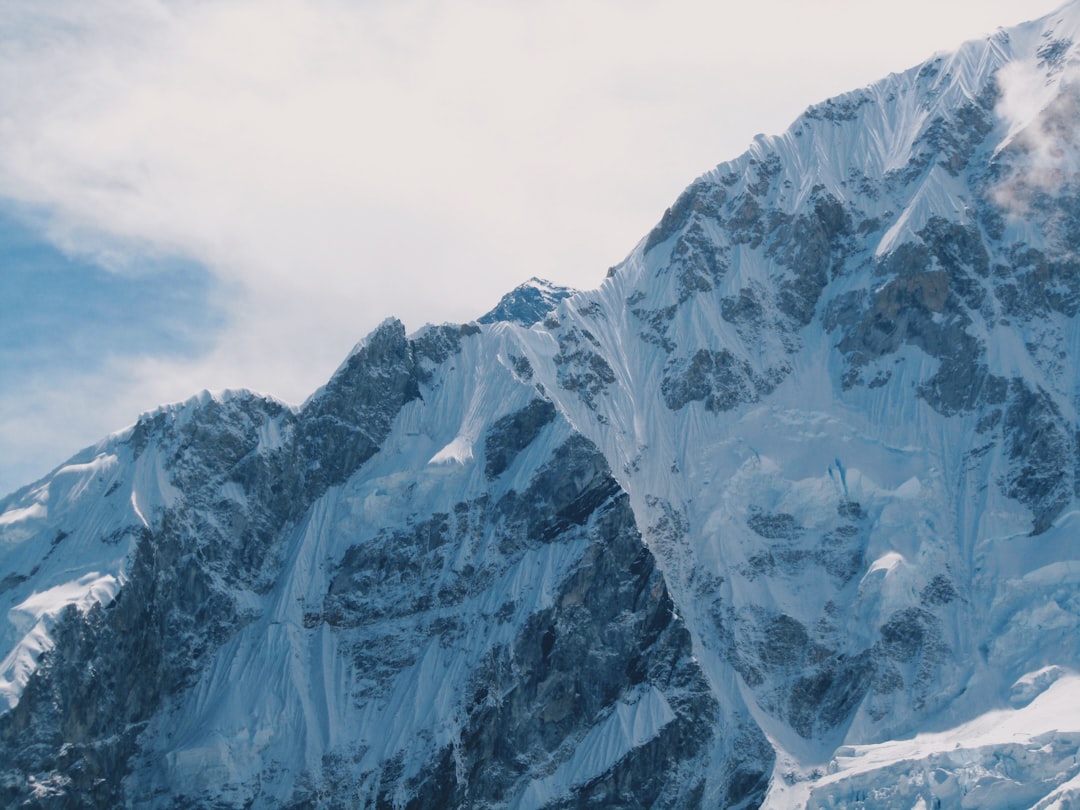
484, 398, 557, 479
398, 494, 737, 809
289, 434, 762, 809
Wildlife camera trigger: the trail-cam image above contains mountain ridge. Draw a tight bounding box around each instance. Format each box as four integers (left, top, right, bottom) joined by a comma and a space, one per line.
4, 3, 1080, 807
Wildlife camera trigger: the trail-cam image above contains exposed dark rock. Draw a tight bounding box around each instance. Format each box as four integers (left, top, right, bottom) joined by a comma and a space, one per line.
1003, 380, 1073, 533
746, 154, 783, 196
517, 435, 624, 544
306, 433, 759, 809
484, 398, 557, 479
411, 322, 479, 381
720, 288, 765, 328
10, 18, 1080, 809
1038, 38, 1072, 70
478, 279, 575, 327
759, 615, 810, 669
643, 181, 727, 255
631, 305, 678, 353
816, 524, 866, 584
554, 328, 616, 409
997, 247, 1080, 319
788, 655, 873, 739
747, 511, 802, 541
881, 608, 933, 662
509, 353, 534, 381
669, 222, 731, 303
804, 91, 873, 122
0, 517, 245, 808
766, 194, 853, 325
420, 493, 728, 809
298, 318, 422, 492
0, 572, 28, 594
921, 574, 958, 606
661, 349, 784, 413
727, 195, 766, 248
877, 608, 948, 711
920, 217, 990, 281
324, 512, 452, 627
830, 241, 1010, 414
0, 320, 429, 807
740, 611, 875, 740
919, 96, 995, 176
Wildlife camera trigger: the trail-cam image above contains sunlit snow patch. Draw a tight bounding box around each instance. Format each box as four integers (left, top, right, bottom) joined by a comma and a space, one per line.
0, 572, 122, 710
865, 552, 905, 576
131, 491, 149, 529
0, 502, 46, 527
51, 453, 118, 502
787, 673, 1080, 809
429, 435, 474, 465
1009, 665, 1067, 708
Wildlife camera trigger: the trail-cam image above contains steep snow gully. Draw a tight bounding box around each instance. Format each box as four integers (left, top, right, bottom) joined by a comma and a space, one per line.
5, 3, 1080, 807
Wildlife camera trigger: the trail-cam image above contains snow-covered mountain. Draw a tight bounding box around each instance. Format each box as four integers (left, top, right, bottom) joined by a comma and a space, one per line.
5, 3, 1080, 807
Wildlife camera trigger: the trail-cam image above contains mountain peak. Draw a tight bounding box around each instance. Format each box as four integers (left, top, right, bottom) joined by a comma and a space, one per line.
476, 276, 576, 326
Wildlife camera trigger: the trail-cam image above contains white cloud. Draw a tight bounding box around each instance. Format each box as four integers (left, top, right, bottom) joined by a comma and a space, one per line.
992, 51, 1080, 219
0, 0, 1066, 492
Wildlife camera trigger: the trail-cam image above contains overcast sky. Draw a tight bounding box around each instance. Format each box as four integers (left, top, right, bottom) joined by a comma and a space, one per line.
0, 0, 1067, 495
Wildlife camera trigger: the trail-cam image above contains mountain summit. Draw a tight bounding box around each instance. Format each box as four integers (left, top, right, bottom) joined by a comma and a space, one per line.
4, 4, 1080, 807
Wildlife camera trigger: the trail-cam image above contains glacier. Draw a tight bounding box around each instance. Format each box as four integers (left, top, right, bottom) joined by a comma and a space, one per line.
4, 2, 1080, 808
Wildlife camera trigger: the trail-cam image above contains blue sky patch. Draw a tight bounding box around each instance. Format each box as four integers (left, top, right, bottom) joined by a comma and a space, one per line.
0, 205, 224, 378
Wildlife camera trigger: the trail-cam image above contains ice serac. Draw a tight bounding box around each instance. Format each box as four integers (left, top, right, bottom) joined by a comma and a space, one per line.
5, 2, 1080, 808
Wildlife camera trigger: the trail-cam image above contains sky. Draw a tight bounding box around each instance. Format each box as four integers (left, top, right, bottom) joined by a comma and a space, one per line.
0, 0, 1068, 495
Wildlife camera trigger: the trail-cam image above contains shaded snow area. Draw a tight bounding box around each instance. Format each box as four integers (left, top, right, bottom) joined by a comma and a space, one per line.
6, 2, 1080, 808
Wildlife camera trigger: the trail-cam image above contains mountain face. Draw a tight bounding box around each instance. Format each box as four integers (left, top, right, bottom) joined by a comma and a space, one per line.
5, 5, 1080, 808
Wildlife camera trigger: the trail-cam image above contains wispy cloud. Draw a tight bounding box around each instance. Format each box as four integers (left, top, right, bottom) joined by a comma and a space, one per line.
989, 41, 1080, 253
992, 48, 1080, 224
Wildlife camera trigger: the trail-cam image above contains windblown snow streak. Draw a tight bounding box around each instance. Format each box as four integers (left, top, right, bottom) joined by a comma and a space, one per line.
5, 4, 1080, 808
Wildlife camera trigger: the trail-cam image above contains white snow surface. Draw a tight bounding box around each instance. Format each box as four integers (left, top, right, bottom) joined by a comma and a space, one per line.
769, 673, 1080, 809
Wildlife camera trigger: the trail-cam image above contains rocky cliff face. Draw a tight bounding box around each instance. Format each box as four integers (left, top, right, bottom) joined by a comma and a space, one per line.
5, 4, 1080, 808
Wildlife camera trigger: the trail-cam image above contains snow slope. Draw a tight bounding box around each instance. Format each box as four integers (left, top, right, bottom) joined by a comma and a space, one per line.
5, 2, 1080, 807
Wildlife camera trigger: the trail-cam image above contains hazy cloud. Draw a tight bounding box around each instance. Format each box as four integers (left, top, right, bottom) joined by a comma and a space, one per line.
993, 48, 1080, 221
